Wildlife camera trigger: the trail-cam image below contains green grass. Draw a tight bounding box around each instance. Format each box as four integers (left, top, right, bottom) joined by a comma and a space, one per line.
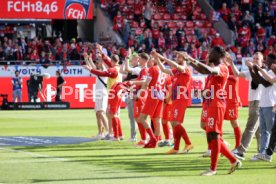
0, 108, 275, 184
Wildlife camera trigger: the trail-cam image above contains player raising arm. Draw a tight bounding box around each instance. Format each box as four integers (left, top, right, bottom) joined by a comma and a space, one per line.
129, 53, 164, 148
83, 50, 122, 140
184, 46, 241, 176
153, 51, 193, 154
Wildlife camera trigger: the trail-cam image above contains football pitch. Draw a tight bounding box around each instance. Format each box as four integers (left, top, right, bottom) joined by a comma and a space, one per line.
0, 108, 275, 184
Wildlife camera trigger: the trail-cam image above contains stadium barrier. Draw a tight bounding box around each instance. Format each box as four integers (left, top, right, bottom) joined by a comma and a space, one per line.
0, 62, 250, 109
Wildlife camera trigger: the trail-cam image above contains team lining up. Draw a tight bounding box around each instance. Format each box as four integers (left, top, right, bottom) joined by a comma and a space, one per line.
83, 44, 276, 176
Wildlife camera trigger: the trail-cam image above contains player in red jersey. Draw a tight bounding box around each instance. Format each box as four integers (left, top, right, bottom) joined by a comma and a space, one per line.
107, 81, 132, 141
153, 51, 193, 154
83, 50, 121, 140
126, 53, 149, 146
200, 75, 213, 157
185, 46, 241, 176
224, 55, 242, 149
158, 73, 173, 147
150, 71, 173, 143
130, 53, 164, 148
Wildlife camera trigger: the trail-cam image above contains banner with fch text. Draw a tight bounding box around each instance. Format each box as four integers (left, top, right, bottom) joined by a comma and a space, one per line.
0, 0, 93, 19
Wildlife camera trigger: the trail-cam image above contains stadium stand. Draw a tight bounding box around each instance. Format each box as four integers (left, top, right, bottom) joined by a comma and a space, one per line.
0, 0, 275, 66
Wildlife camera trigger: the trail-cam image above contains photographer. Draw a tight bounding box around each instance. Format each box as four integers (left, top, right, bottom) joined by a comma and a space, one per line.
12, 71, 22, 102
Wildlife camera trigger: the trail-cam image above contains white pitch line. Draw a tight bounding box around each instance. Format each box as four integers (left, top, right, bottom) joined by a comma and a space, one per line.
0, 147, 68, 162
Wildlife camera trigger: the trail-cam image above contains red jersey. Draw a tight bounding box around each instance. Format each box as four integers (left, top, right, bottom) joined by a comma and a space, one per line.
225, 65, 240, 104
232, 8, 242, 20
238, 27, 251, 40
202, 76, 211, 104
162, 73, 173, 103
152, 29, 160, 40
135, 67, 148, 91
90, 67, 118, 78
137, 67, 148, 81
133, 3, 143, 15
110, 81, 131, 96
211, 37, 225, 47
158, 72, 172, 92
147, 65, 161, 89
219, 8, 231, 22
205, 64, 229, 108
171, 67, 192, 101
257, 28, 265, 39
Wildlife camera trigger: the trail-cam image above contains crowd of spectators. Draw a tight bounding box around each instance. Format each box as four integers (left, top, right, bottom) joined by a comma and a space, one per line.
216, 1, 276, 59
0, 0, 276, 66
0, 35, 135, 66
102, 0, 276, 64
0, 36, 84, 65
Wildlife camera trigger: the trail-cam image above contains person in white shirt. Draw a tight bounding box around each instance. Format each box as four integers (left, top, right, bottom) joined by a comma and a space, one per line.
85, 53, 109, 140
230, 52, 263, 160
253, 53, 276, 162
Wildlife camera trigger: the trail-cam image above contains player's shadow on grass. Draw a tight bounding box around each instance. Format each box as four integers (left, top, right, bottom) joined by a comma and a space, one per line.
14, 143, 138, 152
31, 176, 152, 183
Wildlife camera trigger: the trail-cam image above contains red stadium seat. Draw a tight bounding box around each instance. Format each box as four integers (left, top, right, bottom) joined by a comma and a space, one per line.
168, 22, 177, 28
158, 21, 165, 27
195, 21, 204, 28
172, 14, 181, 20
127, 0, 134, 5
186, 29, 195, 35
186, 21, 194, 28
176, 22, 182, 28
164, 13, 171, 20
205, 22, 212, 28
181, 15, 187, 20
154, 14, 161, 20
176, 7, 184, 13
158, 7, 166, 13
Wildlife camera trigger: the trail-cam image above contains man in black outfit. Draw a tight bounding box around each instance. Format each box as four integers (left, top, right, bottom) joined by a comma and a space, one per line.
55, 71, 65, 102
29, 74, 43, 103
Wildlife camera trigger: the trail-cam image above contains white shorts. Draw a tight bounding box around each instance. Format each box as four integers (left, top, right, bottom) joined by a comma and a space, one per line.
94, 94, 108, 112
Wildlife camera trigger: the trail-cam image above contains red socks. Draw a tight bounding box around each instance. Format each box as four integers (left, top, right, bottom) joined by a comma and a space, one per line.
146, 128, 156, 141
210, 139, 221, 171
173, 126, 181, 150
210, 138, 237, 171
137, 122, 146, 141
173, 124, 191, 150
162, 123, 170, 140
112, 117, 118, 138
112, 117, 122, 138
220, 138, 236, 163
234, 127, 242, 148
117, 117, 123, 137
177, 124, 191, 145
